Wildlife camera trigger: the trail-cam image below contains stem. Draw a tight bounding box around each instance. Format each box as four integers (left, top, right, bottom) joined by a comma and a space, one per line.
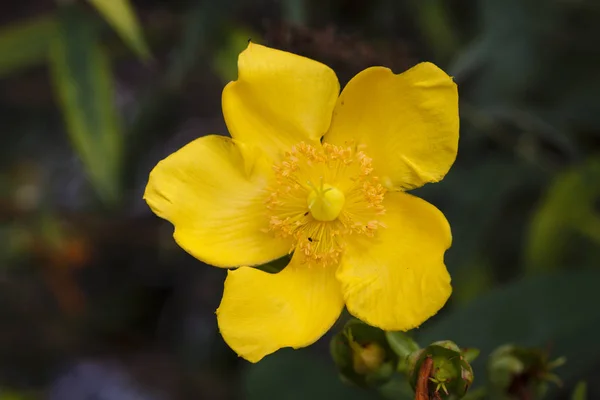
415, 356, 433, 400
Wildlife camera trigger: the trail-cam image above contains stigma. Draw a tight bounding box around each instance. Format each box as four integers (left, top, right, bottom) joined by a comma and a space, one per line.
307, 180, 345, 222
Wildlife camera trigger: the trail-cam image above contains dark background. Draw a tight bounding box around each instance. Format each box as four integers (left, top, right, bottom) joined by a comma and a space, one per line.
1, 0, 599, 399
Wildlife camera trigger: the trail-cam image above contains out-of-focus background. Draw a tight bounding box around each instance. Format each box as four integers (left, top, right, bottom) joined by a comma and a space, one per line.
1, 0, 599, 399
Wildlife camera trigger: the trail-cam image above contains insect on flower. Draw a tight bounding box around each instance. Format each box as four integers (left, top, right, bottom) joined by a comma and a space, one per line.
144, 42, 459, 362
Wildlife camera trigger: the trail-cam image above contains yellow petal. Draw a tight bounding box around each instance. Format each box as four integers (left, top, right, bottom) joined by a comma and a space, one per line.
222, 43, 340, 160
324, 64, 459, 190
336, 191, 452, 331
144, 135, 292, 267
217, 253, 344, 363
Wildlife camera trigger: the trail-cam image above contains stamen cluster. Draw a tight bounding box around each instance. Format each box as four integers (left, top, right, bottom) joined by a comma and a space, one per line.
265, 142, 386, 266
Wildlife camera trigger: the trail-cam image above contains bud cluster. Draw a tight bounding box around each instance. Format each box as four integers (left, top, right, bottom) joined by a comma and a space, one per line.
330, 319, 476, 399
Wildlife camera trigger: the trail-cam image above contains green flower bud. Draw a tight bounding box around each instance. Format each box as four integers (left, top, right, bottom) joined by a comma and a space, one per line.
488, 344, 565, 399
330, 319, 399, 388
432, 340, 462, 353
407, 340, 476, 399
352, 341, 386, 375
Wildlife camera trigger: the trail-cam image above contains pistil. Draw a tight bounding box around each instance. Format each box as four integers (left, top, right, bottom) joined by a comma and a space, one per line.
306, 178, 346, 222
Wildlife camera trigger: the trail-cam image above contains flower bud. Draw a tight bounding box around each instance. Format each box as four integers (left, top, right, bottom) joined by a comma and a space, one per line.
488, 344, 565, 399
408, 340, 476, 399
352, 341, 386, 375
330, 319, 398, 388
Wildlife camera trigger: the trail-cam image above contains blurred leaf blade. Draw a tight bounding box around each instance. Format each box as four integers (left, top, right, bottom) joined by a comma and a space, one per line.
0, 15, 56, 77
409, 0, 459, 63
571, 381, 587, 400
385, 331, 419, 359
252, 252, 292, 274
166, 0, 232, 87
213, 27, 257, 83
49, 6, 123, 206
419, 270, 600, 386
525, 157, 600, 272
88, 0, 150, 60
243, 349, 372, 400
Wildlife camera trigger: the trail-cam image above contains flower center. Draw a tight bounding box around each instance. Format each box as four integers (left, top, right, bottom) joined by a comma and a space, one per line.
306, 181, 345, 222
265, 142, 386, 266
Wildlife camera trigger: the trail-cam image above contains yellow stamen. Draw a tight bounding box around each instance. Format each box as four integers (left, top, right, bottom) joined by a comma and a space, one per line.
265, 142, 386, 266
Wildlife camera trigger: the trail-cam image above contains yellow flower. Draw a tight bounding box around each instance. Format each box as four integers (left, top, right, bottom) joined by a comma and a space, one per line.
144, 43, 459, 363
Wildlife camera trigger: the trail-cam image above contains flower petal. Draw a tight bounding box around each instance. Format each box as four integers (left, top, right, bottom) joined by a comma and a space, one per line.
217, 253, 344, 363
222, 43, 340, 160
144, 135, 292, 267
324, 64, 459, 190
337, 191, 452, 331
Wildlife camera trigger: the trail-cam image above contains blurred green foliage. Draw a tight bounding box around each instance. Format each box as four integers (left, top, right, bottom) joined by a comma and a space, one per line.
1, 0, 599, 399
571, 382, 587, 400
88, 0, 151, 60
50, 5, 124, 206
526, 158, 600, 272
0, 16, 56, 78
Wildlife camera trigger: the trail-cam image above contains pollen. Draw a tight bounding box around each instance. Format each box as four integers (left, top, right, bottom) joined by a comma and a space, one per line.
265, 142, 386, 266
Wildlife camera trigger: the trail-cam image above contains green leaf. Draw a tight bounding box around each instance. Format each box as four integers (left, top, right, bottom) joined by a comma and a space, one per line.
243, 349, 373, 400
414, 153, 540, 276
409, 0, 459, 63
88, 0, 150, 60
571, 381, 587, 400
450, 0, 554, 104
49, 6, 123, 206
418, 270, 600, 389
461, 348, 480, 363
0, 15, 56, 77
525, 157, 600, 272
385, 331, 420, 359
451, 260, 494, 305
252, 252, 293, 274
166, 0, 233, 87
213, 27, 256, 83
122, 1, 233, 190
